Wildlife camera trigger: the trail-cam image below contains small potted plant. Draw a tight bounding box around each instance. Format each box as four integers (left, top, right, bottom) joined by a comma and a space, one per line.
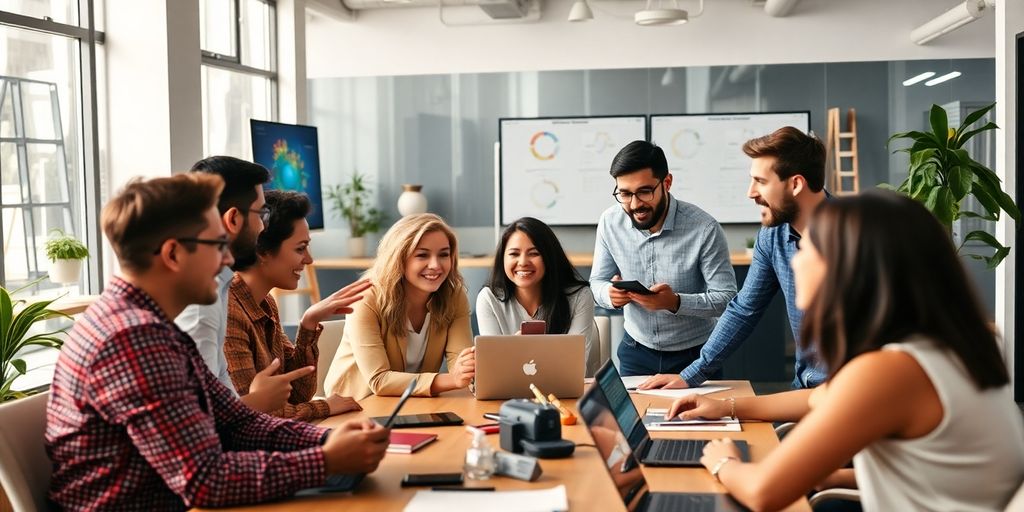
326, 171, 384, 258
745, 237, 755, 256
45, 229, 88, 284
1, 281, 68, 401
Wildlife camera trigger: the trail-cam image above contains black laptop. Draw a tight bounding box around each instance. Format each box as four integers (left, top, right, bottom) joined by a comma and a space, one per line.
295, 379, 418, 496
593, 361, 749, 467
579, 384, 749, 512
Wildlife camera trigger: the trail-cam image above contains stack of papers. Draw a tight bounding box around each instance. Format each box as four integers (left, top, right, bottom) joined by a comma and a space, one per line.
404, 485, 568, 512
633, 384, 732, 399
642, 408, 741, 432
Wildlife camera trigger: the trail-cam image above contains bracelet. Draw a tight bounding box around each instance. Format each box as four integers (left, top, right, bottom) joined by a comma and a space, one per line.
727, 397, 736, 419
710, 456, 738, 483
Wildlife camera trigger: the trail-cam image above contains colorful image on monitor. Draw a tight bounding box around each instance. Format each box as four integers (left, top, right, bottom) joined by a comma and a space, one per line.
250, 119, 325, 230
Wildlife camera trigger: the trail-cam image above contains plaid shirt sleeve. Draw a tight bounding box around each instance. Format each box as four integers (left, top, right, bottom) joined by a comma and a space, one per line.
89, 323, 327, 508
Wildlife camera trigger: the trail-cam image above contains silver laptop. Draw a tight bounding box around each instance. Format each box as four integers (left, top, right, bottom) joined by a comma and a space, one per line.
473, 334, 585, 400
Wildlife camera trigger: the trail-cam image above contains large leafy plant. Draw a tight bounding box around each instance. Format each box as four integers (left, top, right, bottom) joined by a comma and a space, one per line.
885, 103, 1020, 268
45, 228, 89, 261
326, 171, 384, 238
1, 281, 69, 401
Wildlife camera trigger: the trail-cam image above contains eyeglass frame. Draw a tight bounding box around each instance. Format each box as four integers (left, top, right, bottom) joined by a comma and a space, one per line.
241, 206, 271, 224
152, 236, 231, 255
611, 178, 665, 205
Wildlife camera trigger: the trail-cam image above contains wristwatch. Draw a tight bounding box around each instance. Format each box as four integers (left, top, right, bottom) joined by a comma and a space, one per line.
710, 456, 738, 483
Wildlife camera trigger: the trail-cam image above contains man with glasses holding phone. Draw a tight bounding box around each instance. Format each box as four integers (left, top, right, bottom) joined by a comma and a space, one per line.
176, 156, 298, 413
591, 141, 737, 376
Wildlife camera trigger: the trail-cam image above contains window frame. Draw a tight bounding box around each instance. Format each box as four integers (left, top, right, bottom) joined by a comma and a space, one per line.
0, 0, 106, 294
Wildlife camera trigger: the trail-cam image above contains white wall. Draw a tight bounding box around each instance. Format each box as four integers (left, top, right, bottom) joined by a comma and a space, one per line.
995, 1, 1022, 387
306, 0, 995, 78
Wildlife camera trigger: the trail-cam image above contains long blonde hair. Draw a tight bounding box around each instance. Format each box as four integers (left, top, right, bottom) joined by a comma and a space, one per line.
366, 213, 465, 339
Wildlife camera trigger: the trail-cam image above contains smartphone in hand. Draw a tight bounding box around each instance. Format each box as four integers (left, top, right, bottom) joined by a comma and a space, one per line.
520, 320, 546, 335
611, 280, 655, 295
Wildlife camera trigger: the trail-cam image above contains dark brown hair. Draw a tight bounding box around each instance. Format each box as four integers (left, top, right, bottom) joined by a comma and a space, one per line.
102, 173, 224, 272
742, 126, 826, 192
799, 189, 1008, 389
232, 190, 311, 271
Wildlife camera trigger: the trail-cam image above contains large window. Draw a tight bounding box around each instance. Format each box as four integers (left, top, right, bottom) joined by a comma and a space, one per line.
0, 2, 103, 295
201, 0, 276, 159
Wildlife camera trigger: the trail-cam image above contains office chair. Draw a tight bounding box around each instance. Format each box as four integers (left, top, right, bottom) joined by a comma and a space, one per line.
0, 392, 51, 512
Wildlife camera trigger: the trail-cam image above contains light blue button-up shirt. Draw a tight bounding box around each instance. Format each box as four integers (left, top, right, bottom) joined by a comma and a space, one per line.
590, 194, 737, 352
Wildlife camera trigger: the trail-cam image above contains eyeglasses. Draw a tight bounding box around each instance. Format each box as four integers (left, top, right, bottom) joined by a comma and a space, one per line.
153, 236, 230, 255
242, 206, 271, 224
612, 179, 664, 204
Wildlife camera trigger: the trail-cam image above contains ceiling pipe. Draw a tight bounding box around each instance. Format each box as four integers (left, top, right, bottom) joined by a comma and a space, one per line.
764, 0, 800, 17
910, 0, 996, 45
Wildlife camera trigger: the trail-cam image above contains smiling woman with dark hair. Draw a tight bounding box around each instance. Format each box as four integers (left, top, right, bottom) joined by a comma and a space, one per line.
663, 189, 1024, 511
476, 217, 599, 375
226, 190, 369, 421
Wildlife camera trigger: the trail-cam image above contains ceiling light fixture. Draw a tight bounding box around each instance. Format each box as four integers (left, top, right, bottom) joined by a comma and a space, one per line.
635, 0, 702, 26
902, 71, 936, 86
911, 0, 994, 45
924, 71, 962, 87
568, 0, 593, 21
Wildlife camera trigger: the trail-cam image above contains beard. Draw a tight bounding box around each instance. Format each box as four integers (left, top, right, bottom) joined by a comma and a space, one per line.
756, 192, 798, 227
230, 220, 258, 259
627, 192, 669, 231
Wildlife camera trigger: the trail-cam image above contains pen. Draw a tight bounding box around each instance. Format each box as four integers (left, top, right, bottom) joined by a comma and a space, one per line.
431, 486, 496, 492
483, 412, 501, 421
529, 383, 550, 406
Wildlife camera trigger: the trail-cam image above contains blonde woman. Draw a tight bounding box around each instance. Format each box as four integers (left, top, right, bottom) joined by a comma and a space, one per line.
323, 213, 475, 398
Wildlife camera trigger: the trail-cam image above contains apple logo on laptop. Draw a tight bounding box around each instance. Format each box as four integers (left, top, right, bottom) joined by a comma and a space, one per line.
522, 360, 537, 376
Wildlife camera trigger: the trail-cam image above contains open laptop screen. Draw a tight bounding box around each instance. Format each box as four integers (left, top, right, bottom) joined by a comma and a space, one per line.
595, 362, 650, 452
579, 384, 649, 511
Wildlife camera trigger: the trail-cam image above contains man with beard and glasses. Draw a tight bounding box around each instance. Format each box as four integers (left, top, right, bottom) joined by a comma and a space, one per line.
639, 126, 830, 391
591, 140, 737, 376
175, 156, 306, 413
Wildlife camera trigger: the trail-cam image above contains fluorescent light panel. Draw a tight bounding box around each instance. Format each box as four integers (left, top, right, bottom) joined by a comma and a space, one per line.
924, 71, 962, 87
902, 72, 936, 86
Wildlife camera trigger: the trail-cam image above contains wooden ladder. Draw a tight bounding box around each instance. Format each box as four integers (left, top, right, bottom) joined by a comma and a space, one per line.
826, 107, 860, 195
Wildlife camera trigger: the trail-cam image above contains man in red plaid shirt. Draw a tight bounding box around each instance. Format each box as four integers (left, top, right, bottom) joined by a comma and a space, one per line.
45, 173, 389, 511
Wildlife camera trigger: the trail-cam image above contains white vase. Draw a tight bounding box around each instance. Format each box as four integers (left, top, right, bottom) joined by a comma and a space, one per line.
397, 184, 428, 217
49, 258, 83, 284
348, 237, 367, 258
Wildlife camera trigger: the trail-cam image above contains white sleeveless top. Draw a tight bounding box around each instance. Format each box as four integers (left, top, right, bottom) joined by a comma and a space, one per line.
853, 338, 1024, 511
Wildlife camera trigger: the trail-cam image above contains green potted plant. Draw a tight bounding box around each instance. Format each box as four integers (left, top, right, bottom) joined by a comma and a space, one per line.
1, 281, 69, 401
45, 229, 89, 284
885, 103, 1020, 268
744, 237, 755, 256
326, 171, 384, 258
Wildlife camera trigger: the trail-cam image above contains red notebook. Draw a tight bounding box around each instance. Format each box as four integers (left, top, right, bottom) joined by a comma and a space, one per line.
387, 432, 438, 454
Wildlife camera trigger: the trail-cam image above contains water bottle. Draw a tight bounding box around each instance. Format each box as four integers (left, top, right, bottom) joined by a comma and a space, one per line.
463, 426, 496, 480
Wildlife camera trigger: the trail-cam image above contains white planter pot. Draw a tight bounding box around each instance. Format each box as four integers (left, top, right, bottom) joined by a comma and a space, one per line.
49, 258, 83, 284
348, 237, 367, 258
745, 248, 754, 256
397, 184, 428, 217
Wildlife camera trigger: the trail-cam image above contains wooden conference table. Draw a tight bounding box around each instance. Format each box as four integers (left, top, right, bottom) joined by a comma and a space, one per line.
202, 381, 809, 511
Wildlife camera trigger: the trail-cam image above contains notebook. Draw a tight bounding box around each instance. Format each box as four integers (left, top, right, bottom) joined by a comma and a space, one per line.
387, 432, 438, 454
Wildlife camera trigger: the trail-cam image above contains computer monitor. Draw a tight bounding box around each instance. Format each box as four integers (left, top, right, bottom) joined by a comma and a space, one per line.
250, 119, 325, 230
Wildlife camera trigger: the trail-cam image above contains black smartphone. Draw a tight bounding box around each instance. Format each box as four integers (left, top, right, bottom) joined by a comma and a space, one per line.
401, 472, 465, 487
375, 411, 464, 428
611, 280, 656, 295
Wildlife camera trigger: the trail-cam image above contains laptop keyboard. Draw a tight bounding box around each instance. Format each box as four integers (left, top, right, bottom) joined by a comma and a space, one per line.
648, 493, 717, 512
650, 439, 706, 462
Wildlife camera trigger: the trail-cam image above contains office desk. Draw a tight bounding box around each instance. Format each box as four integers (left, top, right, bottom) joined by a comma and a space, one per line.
200, 382, 809, 511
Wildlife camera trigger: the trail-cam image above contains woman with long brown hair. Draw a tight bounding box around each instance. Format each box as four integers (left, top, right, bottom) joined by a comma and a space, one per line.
665, 190, 1024, 511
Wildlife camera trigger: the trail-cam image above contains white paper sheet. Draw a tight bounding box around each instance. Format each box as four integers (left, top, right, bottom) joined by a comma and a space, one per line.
642, 408, 741, 432
632, 385, 732, 399
404, 484, 569, 512
619, 375, 652, 390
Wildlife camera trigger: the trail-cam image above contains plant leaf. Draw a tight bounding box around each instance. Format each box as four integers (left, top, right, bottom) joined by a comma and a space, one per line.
958, 102, 996, 132
10, 359, 26, 376
929, 105, 950, 148
924, 186, 955, 226
987, 247, 1012, 269
948, 166, 972, 201
955, 122, 998, 149
964, 230, 1001, 247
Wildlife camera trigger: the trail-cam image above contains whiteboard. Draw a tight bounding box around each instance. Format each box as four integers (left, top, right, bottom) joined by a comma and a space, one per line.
499, 116, 647, 226
650, 112, 811, 224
